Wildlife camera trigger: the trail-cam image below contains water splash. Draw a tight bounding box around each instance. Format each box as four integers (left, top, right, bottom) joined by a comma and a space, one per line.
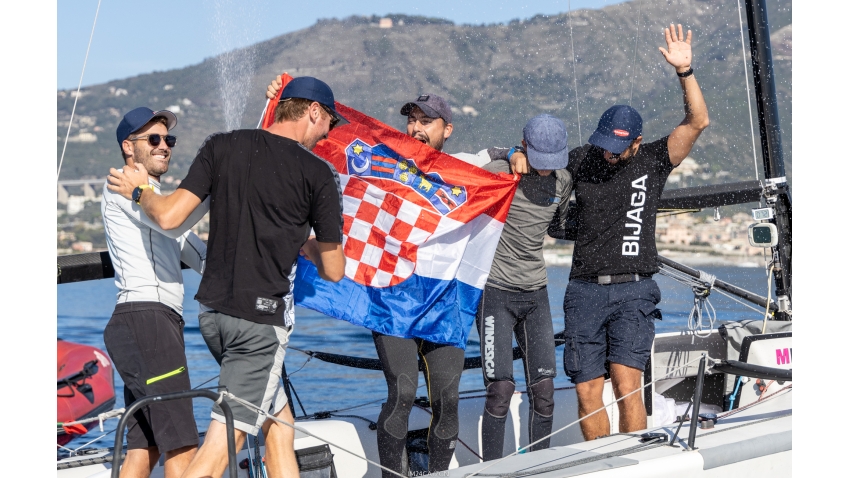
211, 0, 260, 131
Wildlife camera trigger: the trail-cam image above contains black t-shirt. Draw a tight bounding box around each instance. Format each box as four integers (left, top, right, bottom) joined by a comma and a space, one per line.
564, 137, 675, 279
179, 129, 343, 326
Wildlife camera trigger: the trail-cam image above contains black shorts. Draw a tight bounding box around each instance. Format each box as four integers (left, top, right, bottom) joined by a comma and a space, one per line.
103, 302, 199, 453
562, 278, 662, 384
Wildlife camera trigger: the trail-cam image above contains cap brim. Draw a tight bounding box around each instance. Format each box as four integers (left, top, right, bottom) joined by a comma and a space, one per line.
588, 131, 631, 154
400, 101, 443, 122
152, 110, 178, 131
527, 145, 569, 170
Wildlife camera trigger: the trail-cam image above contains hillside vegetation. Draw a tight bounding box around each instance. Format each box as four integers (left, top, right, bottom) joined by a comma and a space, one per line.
57, 0, 791, 186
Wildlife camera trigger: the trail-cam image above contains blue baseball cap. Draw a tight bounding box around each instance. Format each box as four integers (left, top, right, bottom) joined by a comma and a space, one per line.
523, 114, 569, 170
588, 105, 643, 154
281, 76, 349, 126
116, 107, 177, 145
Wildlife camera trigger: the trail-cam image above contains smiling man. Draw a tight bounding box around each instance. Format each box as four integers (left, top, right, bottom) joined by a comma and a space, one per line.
101, 107, 209, 478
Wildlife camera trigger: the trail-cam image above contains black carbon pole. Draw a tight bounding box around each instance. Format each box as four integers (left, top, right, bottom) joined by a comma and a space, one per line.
745, 0, 792, 306
111, 389, 238, 478
687, 354, 707, 450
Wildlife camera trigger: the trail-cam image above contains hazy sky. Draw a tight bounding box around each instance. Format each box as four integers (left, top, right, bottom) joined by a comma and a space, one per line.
58, 0, 625, 90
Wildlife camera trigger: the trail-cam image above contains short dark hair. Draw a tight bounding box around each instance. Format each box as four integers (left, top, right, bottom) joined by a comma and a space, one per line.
275, 98, 314, 123
120, 116, 169, 161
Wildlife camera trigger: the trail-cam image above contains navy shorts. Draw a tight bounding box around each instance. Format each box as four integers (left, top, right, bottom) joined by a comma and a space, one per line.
562, 278, 662, 384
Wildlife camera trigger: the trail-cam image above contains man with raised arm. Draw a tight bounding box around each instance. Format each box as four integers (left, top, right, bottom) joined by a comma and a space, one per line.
509, 24, 710, 440
107, 76, 347, 478
102, 107, 209, 478
266, 76, 490, 477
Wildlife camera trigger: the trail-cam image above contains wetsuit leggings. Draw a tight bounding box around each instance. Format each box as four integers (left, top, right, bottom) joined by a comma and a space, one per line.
373, 332, 464, 477
476, 285, 557, 461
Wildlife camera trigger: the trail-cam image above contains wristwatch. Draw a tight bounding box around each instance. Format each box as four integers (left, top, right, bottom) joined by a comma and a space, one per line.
133, 184, 154, 204
507, 145, 526, 160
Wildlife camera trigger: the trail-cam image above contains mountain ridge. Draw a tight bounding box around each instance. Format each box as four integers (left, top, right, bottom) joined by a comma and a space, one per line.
57, 0, 791, 187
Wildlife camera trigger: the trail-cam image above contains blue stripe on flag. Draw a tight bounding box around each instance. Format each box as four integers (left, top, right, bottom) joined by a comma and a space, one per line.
294, 257, 481, 349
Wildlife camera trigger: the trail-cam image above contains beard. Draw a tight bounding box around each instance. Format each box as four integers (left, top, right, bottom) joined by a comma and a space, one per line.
139, 148, 170, 177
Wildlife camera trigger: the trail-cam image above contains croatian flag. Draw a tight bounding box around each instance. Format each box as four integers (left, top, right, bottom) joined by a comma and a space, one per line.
262, 75, 517, 349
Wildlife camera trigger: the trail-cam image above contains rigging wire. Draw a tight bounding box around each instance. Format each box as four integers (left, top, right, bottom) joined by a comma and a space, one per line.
736, 0, 761, 183
567, 0, 582, 144
57, 0, 102, 181
628, 0, 643, 106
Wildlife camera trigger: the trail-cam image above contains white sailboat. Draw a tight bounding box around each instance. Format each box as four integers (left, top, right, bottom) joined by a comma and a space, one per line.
56, 0, 791, 476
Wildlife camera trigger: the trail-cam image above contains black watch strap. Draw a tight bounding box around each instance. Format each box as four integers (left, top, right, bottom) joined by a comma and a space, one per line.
677, 67, 694, 78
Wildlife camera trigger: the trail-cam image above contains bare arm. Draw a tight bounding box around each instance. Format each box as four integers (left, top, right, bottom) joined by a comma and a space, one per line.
659, 23, 710, 166
107, 161, 202, 230
300, 238, 346, 282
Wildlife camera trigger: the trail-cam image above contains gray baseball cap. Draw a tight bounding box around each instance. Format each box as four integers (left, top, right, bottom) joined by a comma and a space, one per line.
523, 114, 569, 170
400, 94, 453, 124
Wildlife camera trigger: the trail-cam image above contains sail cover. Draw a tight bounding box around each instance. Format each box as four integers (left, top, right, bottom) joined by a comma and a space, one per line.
263, 75, 518, 349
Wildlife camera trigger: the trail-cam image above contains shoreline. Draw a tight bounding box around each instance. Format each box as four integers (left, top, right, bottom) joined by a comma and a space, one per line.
543, 248, 767, 268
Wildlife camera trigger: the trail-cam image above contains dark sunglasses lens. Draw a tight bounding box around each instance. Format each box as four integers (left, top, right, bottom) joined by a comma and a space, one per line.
147, 134, 176, 147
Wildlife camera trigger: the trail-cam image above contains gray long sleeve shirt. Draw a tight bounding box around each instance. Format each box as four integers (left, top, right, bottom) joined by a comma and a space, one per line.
482, 149, 573, 291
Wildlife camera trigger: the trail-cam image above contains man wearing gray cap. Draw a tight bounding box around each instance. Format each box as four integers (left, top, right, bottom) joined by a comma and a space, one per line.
266, 77, 494, 476
101, 106, 209, 477
474, 114, 572, 460
108, 76, 348, 478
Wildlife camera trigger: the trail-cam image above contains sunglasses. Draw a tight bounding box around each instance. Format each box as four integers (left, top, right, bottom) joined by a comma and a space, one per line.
129, 133, 177, 148
320, 104, 340, 131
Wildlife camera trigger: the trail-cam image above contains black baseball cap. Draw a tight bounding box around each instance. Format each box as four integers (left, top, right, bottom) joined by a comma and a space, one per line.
281, 76, 349, 126
400, 94, 453, 124
588, 105, 643, 154
116, 107, 177, 145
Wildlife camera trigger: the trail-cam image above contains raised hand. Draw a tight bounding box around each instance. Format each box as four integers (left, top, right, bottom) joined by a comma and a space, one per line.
658, 23, 692, 72
107, 160, 150, 200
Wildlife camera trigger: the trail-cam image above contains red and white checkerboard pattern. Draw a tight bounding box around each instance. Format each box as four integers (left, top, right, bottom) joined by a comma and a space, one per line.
341, 176, 441, 287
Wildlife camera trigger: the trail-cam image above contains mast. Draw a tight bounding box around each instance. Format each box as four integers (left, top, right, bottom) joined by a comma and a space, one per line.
745, 0, 792, 317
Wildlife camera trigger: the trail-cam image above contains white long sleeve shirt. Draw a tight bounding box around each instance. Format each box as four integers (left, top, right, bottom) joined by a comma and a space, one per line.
101, 173, 210, 315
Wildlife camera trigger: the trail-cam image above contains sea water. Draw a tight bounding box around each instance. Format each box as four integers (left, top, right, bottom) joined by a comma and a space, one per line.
57, 265, 772, 452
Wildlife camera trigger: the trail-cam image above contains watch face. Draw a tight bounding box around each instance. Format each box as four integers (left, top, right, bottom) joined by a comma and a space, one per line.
132, 186, 142, 203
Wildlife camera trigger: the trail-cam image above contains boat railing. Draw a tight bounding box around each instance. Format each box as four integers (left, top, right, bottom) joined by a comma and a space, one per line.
110, 389, 239, 478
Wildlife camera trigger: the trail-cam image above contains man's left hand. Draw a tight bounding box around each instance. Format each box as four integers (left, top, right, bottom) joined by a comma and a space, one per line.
107, 161, 149, 200
658, 23, 693, 73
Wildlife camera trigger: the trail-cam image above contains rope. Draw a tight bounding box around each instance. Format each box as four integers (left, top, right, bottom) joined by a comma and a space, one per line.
736, 0, 761, 183
657, 264, 717, 338
567, 1, 582, 144
628, 0, 643, 106
463, 355, 709, 478
57, 0, 102, 181
761, 265, 775, 333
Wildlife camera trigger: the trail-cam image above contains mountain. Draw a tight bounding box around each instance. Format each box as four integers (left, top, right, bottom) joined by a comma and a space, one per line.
56, 0, 791, 186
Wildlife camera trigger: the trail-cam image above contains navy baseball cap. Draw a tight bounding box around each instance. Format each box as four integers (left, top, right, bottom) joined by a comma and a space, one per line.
116, 107, 177, 145
523, 114, 569, 170
281, 76, 349, 126
400, 94, 453, 124
588, 105, 643, 154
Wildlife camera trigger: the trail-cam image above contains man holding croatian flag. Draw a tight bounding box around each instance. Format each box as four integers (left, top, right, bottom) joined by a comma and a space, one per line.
265, 75, 517, 477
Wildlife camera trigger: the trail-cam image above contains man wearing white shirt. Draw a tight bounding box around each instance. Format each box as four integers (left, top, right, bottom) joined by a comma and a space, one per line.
101, 107, 208, 478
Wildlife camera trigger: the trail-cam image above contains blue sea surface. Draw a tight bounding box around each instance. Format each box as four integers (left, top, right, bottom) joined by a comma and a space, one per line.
57, 265, 771, 452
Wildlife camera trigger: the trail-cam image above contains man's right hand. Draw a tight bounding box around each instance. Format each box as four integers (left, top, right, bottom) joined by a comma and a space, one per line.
510, 151, 531, 175
107, 160, 150, 200
266, 74, 284, 99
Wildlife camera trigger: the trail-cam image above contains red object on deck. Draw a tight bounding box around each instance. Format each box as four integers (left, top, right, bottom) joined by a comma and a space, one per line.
57, 339, 116, 446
